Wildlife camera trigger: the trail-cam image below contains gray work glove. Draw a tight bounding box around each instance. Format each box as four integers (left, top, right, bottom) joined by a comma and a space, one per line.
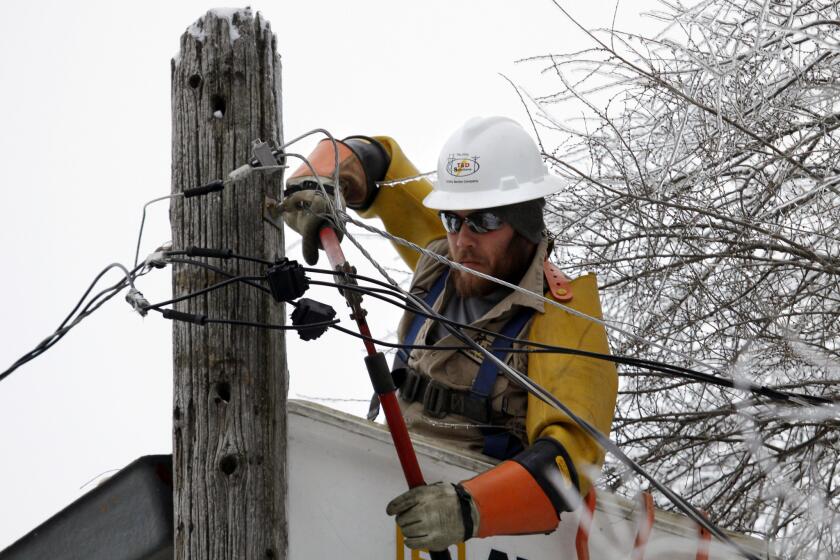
386, 482, 479, 551
279, 190, 341, 265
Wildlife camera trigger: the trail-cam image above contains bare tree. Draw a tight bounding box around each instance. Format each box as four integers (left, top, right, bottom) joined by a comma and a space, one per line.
522, 1, 840, 557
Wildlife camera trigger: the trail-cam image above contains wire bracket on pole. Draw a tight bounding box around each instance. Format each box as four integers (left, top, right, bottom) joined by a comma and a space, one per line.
251, 139, 280, 168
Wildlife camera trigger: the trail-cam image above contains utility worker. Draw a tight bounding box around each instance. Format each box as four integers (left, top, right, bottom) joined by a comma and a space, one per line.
282, 116, 617, 552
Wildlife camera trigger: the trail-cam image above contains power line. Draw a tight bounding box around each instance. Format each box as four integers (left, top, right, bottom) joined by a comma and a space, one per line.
1, 262, 149, 383
156, 253, 833, 407
300, 265, 833, 407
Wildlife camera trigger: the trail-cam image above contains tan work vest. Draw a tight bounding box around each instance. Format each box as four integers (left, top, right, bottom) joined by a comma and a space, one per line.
396, 237, 553, 456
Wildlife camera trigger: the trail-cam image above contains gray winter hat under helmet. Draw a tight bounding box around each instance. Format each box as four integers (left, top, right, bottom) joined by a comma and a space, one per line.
488, 197, 546, 244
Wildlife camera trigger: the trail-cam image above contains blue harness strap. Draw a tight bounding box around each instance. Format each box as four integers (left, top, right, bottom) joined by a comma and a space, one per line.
470, 306, 535, 399
473, 306, 535, 460
482, 430, 526, 460
394, 270, 449, 369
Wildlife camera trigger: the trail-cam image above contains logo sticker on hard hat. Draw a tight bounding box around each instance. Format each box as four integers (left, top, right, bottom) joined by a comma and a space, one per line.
445, 154, 480, 178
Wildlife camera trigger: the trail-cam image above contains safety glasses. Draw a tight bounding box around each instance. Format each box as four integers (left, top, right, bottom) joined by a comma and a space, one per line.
439, 210, 505, 234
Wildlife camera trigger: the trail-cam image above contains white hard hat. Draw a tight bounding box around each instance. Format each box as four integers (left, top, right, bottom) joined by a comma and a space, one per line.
423, 116, 564, 210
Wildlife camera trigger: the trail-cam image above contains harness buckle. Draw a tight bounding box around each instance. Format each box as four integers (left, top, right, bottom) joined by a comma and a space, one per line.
422, 380, 450, 418
462, 394, 491, 424
400, 369, 424, 402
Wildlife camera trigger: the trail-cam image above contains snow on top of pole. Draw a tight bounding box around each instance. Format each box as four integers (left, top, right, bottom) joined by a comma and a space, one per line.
173, 7, 271, 65
186, 7, 253, 45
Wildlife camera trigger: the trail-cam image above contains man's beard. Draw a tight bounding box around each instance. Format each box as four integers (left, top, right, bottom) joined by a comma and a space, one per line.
452, 234, 536, 298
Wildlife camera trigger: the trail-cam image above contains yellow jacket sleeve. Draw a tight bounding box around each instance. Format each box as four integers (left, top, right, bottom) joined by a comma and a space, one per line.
525, 273, 618, 497
356, 136, 446, 270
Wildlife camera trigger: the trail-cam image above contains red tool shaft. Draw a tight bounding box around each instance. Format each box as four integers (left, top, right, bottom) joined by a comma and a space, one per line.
380, 392, 425, 487
319, 227, 426, 488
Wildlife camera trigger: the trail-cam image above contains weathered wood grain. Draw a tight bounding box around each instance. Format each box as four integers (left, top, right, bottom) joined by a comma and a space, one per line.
170, 9, 286, 560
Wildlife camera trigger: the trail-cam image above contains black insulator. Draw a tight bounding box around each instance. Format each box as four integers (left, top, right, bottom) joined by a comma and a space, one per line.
290, 298, 336, 341
266, 258, 309, 302
183, 179, 225, 198
162, 309, 208, 325
186, 246, 234, 259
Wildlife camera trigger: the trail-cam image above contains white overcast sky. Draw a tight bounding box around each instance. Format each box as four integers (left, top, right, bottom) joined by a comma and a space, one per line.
0, 0, 661, 547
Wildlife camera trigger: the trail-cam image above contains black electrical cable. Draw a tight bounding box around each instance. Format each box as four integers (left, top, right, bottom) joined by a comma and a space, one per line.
163, 254, 831, 407
1, 263, 149, 383
164, 254, 830, 407
308, 275, 832, 407
327, 323, 469, 352
166, 255, 579, 349
68, 263, 143, 328
146, 306, 339, 331
307, 280, 426, 312
166, 257, 272, 296
145, 275, 265, 311
20, 266, 143, 361
165, 249, 273, 267
76, 268, 144, 321
209, 317, 339, 330
18, 280, 128, 364
322, 301, 830, 407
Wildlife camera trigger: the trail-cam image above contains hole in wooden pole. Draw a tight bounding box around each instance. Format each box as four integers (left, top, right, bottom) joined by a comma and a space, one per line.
215, 381, 231, 403
188, 74, 202, 88
211, 94, 226, 118
219, 454, 238, 475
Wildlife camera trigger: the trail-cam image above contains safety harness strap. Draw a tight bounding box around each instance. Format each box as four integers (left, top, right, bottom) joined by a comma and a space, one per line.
482, 430, 525, 460
394, 270, 449, 368
470, 306, 534, 399
472, 305, 534, 460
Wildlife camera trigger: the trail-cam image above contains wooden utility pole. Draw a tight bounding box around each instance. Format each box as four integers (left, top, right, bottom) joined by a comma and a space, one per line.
170, 9, 286, 559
